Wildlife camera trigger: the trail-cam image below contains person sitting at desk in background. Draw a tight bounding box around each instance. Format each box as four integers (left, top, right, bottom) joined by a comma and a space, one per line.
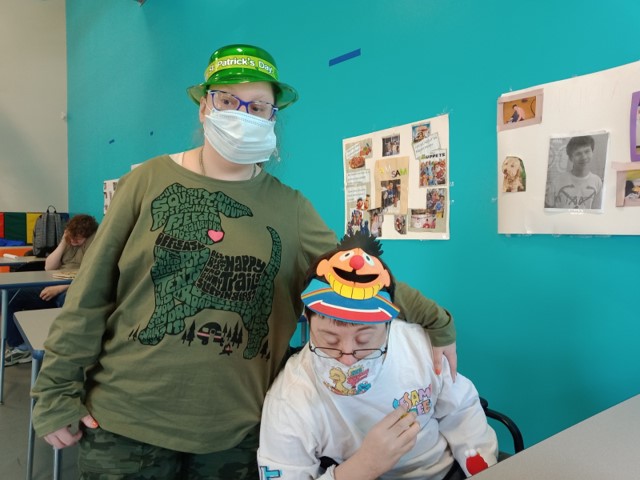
30, 44, 457, 480
258, 234, 497, 480
4, 214, 98, 367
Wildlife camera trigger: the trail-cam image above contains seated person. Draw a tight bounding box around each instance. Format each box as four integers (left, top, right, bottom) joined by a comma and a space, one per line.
4, 214, 98, 366
257, 234, 497, 479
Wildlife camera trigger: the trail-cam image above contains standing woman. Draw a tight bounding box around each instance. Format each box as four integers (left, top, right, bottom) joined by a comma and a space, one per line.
32, 44, 457, 479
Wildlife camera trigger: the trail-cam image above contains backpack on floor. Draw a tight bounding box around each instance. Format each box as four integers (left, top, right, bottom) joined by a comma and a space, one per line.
32, 205, 66, 257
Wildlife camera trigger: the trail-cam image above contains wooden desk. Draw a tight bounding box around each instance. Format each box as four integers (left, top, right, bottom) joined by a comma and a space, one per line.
0, 271, 71, 404
474, 394, 640, 479
15, 308, 62, 480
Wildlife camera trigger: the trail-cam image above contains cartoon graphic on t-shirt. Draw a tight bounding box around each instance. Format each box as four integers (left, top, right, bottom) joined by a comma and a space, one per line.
259, 465, 282, 479
465, 449, 489, 475
554, 183, 598, 208
393, 384, 432, 415
324, 364, 372, 395
134, 183, 282, 360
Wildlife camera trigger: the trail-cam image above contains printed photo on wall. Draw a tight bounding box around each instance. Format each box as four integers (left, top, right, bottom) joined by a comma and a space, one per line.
497, 88, 543, 131
345, 138, 373, 169
103, 179, 119, 214
621, 170, 640, 206
394, 214, 407, 235
631, 91, 640, 162
368, 208, 384, 237
346, 208, 365, 236
412, 123, 431, 143
419, 150, 448, 188
346, 183, 371, 214
425, 188, 447, 233
380, 179, 402, 214
544, 133, 609, 211
501, 156, 526, 192
374, 156, 409, 215
612, 162, 640, 207
382, 135, 400, 157
409, 209, 437, 232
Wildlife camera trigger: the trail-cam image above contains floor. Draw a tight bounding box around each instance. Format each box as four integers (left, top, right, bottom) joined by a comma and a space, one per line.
0, 361, 78, 480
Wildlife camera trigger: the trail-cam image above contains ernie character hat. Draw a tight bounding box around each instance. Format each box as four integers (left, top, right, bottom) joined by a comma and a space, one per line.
301, 233, 400, 324
186, 44, 299, 109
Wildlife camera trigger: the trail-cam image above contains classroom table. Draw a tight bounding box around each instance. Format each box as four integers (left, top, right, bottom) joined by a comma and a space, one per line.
0, 271, 71, 404
15, 308, 62, 480
473, 393, 640, 479
0, 255, 45, 271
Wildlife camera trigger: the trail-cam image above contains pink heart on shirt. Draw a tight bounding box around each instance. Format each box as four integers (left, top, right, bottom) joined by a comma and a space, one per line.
208, 230, 224, 243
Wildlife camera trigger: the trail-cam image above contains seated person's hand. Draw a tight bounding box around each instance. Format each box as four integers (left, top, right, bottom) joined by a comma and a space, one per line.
336, 406, 419, 480
62, 228, 72, 245
40, 285, 68, 301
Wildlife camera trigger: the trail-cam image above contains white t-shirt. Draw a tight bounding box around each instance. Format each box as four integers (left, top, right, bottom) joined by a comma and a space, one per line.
257, 321, 498, 480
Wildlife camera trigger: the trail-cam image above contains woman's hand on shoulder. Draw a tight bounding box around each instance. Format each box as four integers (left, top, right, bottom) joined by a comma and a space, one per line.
433, 342, 457, 381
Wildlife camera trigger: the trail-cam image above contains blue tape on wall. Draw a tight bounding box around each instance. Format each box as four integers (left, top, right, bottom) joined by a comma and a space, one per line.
329, 48, 361, 67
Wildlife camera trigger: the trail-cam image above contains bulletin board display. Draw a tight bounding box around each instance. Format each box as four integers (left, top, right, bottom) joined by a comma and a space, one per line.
497, 60, 640, 235
342, 114, 450, 240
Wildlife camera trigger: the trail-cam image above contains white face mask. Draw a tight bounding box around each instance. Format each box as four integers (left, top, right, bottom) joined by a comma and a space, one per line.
310, 340, 386, 396
203, 108, 277, 165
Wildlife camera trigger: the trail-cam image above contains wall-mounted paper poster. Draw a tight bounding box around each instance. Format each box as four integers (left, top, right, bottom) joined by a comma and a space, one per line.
342, 115, 450, 240
497, 60, 640, 235
497, 89, 543, 132
544, 133, 609, 212
631, 91, 640, 162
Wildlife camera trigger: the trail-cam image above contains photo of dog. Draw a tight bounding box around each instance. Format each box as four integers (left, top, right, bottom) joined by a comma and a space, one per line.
502, 156, 526, 192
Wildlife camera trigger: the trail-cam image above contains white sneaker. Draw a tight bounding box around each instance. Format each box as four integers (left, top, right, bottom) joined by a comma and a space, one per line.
5, 347, 32, 366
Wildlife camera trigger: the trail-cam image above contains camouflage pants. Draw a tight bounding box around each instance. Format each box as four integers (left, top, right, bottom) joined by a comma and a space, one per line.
78, 425, 259, 480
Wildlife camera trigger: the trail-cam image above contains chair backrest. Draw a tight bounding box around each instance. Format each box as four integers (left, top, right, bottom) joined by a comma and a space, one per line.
480, 397, 525, 455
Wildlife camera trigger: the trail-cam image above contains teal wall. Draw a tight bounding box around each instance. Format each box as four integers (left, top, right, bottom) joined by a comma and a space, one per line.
66, 0, 640, 451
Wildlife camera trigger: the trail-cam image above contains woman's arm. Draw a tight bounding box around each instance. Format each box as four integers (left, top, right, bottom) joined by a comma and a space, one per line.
32, 168, 144, 438
394, 281, 457, 378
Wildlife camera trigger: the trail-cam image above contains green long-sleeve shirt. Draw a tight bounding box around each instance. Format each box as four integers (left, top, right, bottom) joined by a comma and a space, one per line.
32, 154, 454, 453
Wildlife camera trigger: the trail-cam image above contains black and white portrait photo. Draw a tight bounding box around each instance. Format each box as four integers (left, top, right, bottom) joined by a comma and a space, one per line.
544, 133, 609, 211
